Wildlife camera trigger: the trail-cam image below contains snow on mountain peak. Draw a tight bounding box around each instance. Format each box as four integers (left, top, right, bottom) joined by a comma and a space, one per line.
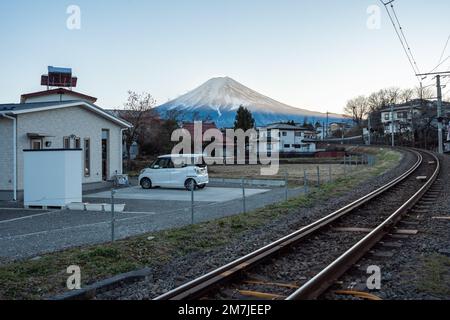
156, 77, 346, 127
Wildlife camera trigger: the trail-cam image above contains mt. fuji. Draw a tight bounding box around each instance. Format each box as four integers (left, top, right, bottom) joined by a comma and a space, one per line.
155, 77, 346, 128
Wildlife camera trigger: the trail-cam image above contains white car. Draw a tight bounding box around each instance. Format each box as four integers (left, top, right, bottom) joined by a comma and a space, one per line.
138, 154, 209, 191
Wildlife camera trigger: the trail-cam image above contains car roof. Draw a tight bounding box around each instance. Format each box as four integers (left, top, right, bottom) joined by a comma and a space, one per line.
158, 154, 204, 159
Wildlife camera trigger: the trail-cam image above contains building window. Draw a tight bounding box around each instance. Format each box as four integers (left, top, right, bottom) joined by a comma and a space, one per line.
284, 144, 290, 148
63, 137, 71, 149
75, 137, 81, 149
84, 139, 91, 177
293, 144, 301, 149
384, 113, 390, 121
398, 111, 407, 119
295, 132, 302, 137
282, 132, 287, 137
31, 139, 42, 150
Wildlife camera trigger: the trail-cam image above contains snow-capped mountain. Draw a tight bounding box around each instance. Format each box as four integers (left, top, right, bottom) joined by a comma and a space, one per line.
155, 77, 347, 128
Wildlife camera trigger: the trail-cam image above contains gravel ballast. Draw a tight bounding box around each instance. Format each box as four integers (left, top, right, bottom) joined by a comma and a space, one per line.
325, 153, 450, 300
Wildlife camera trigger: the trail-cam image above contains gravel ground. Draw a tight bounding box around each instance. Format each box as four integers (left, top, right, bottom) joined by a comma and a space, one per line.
96, 149, 416, 300
325, 153, 450, 300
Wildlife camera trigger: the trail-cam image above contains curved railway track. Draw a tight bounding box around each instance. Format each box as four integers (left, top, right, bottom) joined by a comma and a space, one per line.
154, 148, 440, 301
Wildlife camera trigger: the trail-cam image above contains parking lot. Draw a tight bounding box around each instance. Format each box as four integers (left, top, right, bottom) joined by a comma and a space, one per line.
0, 184, 305, 262
85, 186, 270, 203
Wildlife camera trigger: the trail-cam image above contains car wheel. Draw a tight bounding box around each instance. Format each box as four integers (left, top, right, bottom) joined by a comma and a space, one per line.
140, 178, 152, 190
197, 184, 206, 190
185, 179, 197, 191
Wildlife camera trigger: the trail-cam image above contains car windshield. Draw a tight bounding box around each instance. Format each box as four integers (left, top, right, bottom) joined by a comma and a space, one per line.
151, 158, 174, 169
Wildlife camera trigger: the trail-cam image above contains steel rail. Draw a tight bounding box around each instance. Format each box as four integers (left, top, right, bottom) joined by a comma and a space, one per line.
287, 150, 440, 300
155, 149, 423, 300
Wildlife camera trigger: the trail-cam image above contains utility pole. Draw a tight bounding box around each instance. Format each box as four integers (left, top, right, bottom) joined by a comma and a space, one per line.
437, 75, 444, 154
390, 104, 395, 147
410, 105, 415, 147
326, 112, 329, 139
368, 114, 372, 146
416, 71, 450, 154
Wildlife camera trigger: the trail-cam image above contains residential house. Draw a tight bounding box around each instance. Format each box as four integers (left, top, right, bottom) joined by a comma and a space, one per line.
0, 88, 132, 201
257, 123, 317, 154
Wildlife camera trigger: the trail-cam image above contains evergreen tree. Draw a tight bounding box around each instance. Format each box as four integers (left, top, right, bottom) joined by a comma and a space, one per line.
302, 117, 309, 128
234, 105, 255, 130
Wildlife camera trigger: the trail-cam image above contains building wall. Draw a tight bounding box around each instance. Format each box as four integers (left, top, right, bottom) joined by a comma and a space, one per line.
258, 128, 317, 153
24, 94, 88, 104
0, 117, 14, 191
15, 105, 123, 190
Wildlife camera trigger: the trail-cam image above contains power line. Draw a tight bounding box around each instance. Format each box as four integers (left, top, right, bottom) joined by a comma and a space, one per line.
380, 0, 422, 84
437, 34, 450, 65
428, 54, 450, 74
390, 2, 421, 75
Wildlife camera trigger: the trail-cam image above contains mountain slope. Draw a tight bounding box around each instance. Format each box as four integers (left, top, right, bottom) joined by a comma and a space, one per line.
155, 77, 346, 127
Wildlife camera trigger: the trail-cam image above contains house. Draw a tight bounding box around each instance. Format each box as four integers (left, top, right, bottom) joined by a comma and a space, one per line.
181, 122, 235, 159
381, 99, 450, 135
0, 88, 132, 201
257, 123, 317, 154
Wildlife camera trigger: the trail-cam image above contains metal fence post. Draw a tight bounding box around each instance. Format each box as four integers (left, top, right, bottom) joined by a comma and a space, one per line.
317, 166, 320, 187
285, 171, 288, 201
111, 189, 116, 243
191, 185, 195, 224
344, 156, 347, 176
304, 169, 308, 194
242, 178, 246, 214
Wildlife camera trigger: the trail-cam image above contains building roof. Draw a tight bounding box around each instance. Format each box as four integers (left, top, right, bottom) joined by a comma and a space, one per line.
20, 88, 97, 104
380, 99, 450, 112
182, 122, 218, 136
0, 100, 132, 128
262, 123, 309, 131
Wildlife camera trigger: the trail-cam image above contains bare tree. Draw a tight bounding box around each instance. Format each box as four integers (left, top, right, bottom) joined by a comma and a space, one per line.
415, 86, 434, 100
121, 91, 157, 169
400, 88, 414, 103
345, 96, 369, 127
384, 87, 402, 105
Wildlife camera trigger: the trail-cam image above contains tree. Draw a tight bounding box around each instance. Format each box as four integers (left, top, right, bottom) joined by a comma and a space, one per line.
344, 96, 369, 127
121, 91, 157, 169
400, 88, 414, 103
415, 86, 434, 100
234, 105, 255, 130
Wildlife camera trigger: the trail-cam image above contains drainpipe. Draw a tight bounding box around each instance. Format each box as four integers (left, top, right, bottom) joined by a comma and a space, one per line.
120, 128, 126, 174
3, 114, 17, 201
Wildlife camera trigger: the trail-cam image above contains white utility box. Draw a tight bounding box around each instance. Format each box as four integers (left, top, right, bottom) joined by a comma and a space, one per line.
24, 149, 82, 207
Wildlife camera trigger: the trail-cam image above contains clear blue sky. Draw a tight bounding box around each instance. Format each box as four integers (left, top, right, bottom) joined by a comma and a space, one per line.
1, 0, 450, 114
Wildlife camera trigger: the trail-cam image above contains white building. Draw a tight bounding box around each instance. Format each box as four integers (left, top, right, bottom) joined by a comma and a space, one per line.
256, 123, 317, 154
0, 88, 132, 201
381, 104, 422, 134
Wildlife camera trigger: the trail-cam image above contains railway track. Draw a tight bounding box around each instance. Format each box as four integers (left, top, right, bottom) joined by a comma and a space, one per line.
154, 149, 440, 301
